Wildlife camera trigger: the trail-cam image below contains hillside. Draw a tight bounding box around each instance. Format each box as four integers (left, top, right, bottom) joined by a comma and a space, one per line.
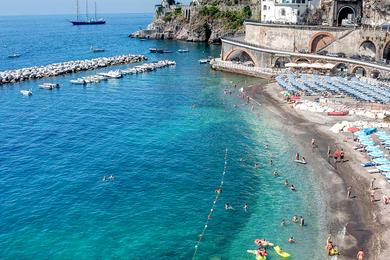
130, 0, 260, 43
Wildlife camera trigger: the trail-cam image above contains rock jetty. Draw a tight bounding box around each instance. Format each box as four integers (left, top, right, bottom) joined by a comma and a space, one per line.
0, 55, 147, 85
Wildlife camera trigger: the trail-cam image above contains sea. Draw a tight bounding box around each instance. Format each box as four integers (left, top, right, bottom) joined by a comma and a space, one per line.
0, 14, 327, 259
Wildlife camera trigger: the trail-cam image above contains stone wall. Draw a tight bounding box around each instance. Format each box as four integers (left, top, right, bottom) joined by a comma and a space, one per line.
244, 23, 347, 51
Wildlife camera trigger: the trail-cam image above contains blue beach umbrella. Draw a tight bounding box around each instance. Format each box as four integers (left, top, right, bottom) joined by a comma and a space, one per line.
379, 165, 390, 172
361, 140, 375, 146
373, 158, 390, 165
368, 151, 384, 158
366, 146, 381, 152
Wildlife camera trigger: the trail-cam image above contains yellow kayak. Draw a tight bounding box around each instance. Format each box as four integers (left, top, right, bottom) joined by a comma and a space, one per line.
273, 246, 290, 258
247, 250, 267, 260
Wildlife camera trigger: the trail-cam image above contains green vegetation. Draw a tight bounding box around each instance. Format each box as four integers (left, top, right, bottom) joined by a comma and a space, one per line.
199, 4, 252, 30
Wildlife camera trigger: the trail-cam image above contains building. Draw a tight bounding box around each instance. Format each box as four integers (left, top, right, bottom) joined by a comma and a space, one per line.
261, 0, 312, 24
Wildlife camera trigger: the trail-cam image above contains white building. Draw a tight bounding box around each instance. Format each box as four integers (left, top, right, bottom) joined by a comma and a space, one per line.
261, 0, 319, 24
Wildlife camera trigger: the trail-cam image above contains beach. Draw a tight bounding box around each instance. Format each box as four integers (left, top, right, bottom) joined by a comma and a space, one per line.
244, 82, 390, 259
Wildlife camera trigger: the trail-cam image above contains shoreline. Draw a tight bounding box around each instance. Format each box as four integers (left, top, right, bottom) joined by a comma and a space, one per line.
243, 82, 390, 259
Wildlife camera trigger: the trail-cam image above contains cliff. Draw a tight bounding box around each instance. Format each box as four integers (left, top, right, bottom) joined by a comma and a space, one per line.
130, 0, 261, 43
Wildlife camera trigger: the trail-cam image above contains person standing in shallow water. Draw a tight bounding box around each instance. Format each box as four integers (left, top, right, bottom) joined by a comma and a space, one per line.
347, 186, 352, 199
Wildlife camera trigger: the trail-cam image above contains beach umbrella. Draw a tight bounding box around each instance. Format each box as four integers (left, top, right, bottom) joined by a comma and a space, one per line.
347, 127, 360, 133
368, 151, 384, 158
366, 146, 380, 152
373, 158, 390, 165
361, 140, 375, 146
378, 165, 390, 172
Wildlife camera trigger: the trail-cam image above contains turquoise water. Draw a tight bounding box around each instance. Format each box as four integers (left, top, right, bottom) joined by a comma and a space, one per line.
0, 14, 326, 259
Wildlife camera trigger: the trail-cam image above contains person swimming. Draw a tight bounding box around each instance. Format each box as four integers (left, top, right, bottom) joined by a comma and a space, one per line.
274, 170, 279, 177
108, 175, 115, 181
225, 203, 234, 210
292, 215, 298, 223
290, 185, 296, 191
102, 176, 107, 181
288, 237, 295, 243
244, 203, 248, 212
284, 179, 289, 186
296, 152, 300, 160
281, 219, 286, 226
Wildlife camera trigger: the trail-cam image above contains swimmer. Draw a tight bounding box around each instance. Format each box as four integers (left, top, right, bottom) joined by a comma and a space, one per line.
296, 152, 300, 160
290, 185, 296, 191
244, 203, 248, 212
255, 163, 260, 168
292, 215, 298, 223
102, 176, 107, 181
215, 188, 222, 194
288, 237, 295, 243
225, 203, 234, 210
281, 219, 286, 226
265, 144, 269, 149
284, 179, 289, 186
269, 159, 273, 165
108, 175, 115, 181
302, 157, 306, 163
300, 216, 305, 226
273, 170, 279, 177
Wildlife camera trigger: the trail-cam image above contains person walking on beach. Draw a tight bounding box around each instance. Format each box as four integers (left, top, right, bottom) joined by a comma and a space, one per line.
340, 149, 345, 162
370, 189, 376, 203
347, 186, 352, 199
311, 138, 317, 148
333, 150, 340, 163
370, 178, 376, 190
327, 145, 331, 159
357, 248, 365, 260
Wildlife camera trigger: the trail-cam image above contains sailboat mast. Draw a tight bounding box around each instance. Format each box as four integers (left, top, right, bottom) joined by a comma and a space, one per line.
86, 0, 89, 20
76, 0, 79, 21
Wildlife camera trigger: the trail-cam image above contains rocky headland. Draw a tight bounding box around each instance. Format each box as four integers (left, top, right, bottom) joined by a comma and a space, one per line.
130, 0, 261, 43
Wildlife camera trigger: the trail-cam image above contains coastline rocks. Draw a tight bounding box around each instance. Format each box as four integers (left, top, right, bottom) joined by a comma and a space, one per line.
0, 55, 146, 85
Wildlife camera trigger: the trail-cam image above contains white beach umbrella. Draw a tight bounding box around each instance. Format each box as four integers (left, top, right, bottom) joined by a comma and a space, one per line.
285, 62, 297, 68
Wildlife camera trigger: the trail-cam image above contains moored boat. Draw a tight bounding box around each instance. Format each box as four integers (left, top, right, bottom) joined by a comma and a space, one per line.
327, 111, 349, 116
20, 89, 32, 96
70, 79, 86, 85
39, 83, 59, 90
8, 53, 21, 59
177, 49, 189, 53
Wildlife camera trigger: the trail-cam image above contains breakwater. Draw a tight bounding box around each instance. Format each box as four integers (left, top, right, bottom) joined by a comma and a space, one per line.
0, 55, 147, 85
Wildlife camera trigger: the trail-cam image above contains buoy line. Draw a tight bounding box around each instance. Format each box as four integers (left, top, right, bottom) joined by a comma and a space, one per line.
192, 148, 228, 260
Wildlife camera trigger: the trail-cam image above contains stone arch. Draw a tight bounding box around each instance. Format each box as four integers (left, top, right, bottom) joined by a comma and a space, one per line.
359, 40, 376, 58
382, 41, 390, 61
371, 70, 380, 79
224, 48, 257, 66
352, 66, 367, 76
274, 57, 291, 68
333, 63, 349, 75
308, 32, 336, 53
337, 6, 355, 26
295, 58, 311, 63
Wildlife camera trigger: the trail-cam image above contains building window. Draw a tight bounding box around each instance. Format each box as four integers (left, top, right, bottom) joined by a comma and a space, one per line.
263, 5, 267, 10
281, 8, 286, 16
302, 0, 305, 3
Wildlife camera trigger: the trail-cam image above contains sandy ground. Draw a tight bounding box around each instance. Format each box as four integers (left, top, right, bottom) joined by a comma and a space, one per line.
243, 82, 390, 260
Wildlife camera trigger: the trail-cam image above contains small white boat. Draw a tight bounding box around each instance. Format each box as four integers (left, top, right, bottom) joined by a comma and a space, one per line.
39, 83, 59, 90
178, 49, 189, 53
20, 89, 32, 96
199, 59, 209, 64
8, 53, 21, 59
90, 47, 105, 53
99, 71, 122, 79
70, 79, 86, 85
294, 159, 307, 165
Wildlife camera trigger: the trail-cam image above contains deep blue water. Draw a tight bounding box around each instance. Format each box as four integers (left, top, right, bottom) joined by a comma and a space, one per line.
0, 14, 326, 259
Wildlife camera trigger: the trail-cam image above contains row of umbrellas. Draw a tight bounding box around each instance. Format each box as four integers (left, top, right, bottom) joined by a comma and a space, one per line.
355, 130, 390, 175
276, 73, 390, 104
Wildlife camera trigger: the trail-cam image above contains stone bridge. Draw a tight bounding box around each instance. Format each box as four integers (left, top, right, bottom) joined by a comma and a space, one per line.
220, 22, 390, 78
221, 38, 390, 78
